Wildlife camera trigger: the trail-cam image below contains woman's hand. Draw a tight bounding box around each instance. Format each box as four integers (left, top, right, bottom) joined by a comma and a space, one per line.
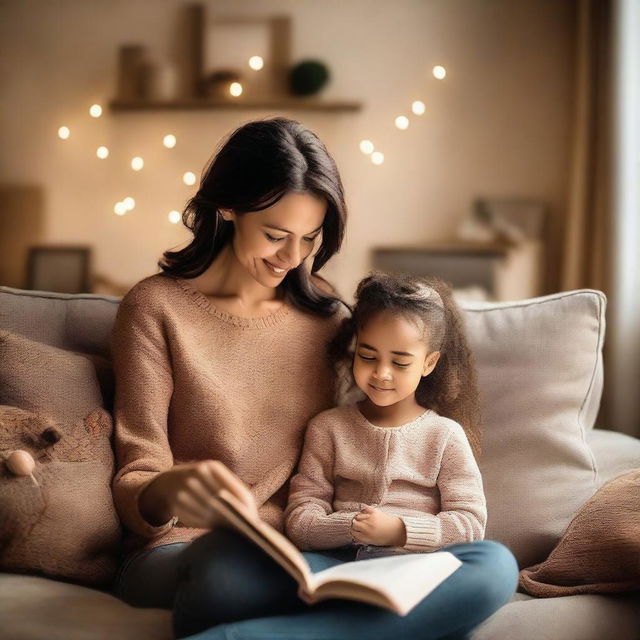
140, 460, 258, 529
350, 505, 407, 547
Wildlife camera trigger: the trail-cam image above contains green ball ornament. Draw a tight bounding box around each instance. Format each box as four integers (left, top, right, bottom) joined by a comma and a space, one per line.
289, 60, 330, 96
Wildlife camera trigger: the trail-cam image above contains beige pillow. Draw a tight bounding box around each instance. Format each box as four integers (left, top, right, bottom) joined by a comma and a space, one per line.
0, 330, 105, 423
519, 470, 640, 596
0, 331, 121, 586
462, 290, 604, 568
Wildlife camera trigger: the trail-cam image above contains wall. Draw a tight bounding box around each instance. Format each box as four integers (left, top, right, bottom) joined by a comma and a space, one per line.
0, 0, 576, 300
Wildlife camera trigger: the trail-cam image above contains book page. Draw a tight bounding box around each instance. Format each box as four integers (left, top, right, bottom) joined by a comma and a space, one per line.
308, 552, 462, 616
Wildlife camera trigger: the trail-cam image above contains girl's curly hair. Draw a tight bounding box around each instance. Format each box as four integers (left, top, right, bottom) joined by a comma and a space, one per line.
329, 272, 482, 459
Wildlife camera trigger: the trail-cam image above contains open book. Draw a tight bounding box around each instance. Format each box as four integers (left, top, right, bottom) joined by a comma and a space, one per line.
210, 489, 462, 616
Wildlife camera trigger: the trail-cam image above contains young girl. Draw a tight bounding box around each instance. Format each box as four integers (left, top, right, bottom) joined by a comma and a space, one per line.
285, 272, 487, 558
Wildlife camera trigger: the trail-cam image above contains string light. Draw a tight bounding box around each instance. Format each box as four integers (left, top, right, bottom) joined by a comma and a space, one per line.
412, 101, 426, 115
248, 56, 264, 71
65, 60, 451, 219
432, 65, 446, 79
359, 140, 374, 155
229, 82, 243, 97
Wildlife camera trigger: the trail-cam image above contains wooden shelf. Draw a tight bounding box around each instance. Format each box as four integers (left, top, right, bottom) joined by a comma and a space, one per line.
372, 242, 512, 257
109, 97, 363, 113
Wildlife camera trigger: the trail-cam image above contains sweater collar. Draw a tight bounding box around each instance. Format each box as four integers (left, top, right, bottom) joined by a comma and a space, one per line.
352, 404, 434, 431
175, 277, 292, 329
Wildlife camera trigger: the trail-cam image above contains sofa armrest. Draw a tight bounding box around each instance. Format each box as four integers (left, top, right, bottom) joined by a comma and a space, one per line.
588, 429, 640, 486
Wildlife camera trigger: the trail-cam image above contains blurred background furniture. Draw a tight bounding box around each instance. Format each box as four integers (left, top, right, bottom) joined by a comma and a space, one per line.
372, 240, 543, 302
26, 246, 91, 294
0, 185, 45, 290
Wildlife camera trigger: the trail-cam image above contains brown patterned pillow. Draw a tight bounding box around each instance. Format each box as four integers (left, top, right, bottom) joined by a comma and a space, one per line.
519, 470, 640, 596
0, 331, 121, 586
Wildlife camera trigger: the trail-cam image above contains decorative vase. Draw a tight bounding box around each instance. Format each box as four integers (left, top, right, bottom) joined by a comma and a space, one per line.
288, 60, 330, 96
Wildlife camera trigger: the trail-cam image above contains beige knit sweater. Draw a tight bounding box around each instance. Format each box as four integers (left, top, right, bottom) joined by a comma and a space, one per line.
111, 274, 345, 550
285, 405, 487, 552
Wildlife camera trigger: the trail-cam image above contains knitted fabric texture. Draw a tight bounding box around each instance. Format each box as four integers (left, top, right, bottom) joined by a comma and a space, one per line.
519, 470, 640, 596
285, 405, 487, 552
111, 274, 345, 549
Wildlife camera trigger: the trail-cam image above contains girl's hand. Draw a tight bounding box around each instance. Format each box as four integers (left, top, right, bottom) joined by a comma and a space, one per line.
140, 460, 258, 529
350, 505, 407, 547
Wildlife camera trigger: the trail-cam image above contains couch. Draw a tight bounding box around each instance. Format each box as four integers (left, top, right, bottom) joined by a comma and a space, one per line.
0, 284, 639, 640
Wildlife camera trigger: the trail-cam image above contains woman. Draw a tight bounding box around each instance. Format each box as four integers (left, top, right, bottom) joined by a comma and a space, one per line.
112, 117, 518, 639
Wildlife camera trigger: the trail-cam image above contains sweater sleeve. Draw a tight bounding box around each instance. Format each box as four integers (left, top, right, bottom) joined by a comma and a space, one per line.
111, 282, 177, 539
284, 416, 358, 550
399, 424, 487, 552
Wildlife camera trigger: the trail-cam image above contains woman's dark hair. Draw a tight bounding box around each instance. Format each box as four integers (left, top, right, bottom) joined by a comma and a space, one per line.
329, 272, 482, 458
159, 117, 347, 316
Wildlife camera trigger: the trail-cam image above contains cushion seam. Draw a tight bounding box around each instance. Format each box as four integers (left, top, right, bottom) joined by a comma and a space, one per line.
0, 287, 120, 304
578, 293, 604, 488
463, 289, 605, 313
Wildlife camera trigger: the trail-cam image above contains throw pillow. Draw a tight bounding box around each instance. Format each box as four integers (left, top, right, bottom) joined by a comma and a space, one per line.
462, 290, 604, 568
519, 470, 640, 596
0, 331, 121, 586
0, 330, 104, 423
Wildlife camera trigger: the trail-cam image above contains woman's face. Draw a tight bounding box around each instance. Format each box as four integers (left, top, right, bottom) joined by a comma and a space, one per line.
222, 192, 326, 287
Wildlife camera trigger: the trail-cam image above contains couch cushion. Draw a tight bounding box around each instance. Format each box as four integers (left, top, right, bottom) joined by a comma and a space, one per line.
463, 290, 604, 568
588, 428, 640, 485
0, 573, 172, 640
471, 590, 640, 640
0, 286, 119, 357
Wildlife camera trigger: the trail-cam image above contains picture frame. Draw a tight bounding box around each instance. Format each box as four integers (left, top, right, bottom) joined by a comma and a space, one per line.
201, 14, 291, 98
26, 246, 91, 294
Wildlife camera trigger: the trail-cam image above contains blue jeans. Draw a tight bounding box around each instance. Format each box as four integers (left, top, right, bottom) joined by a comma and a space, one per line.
114, 529, 518, 640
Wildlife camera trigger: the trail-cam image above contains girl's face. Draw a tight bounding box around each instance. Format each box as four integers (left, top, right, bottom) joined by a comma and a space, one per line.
221, 192, 326, 288
353, 311, 440, 408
